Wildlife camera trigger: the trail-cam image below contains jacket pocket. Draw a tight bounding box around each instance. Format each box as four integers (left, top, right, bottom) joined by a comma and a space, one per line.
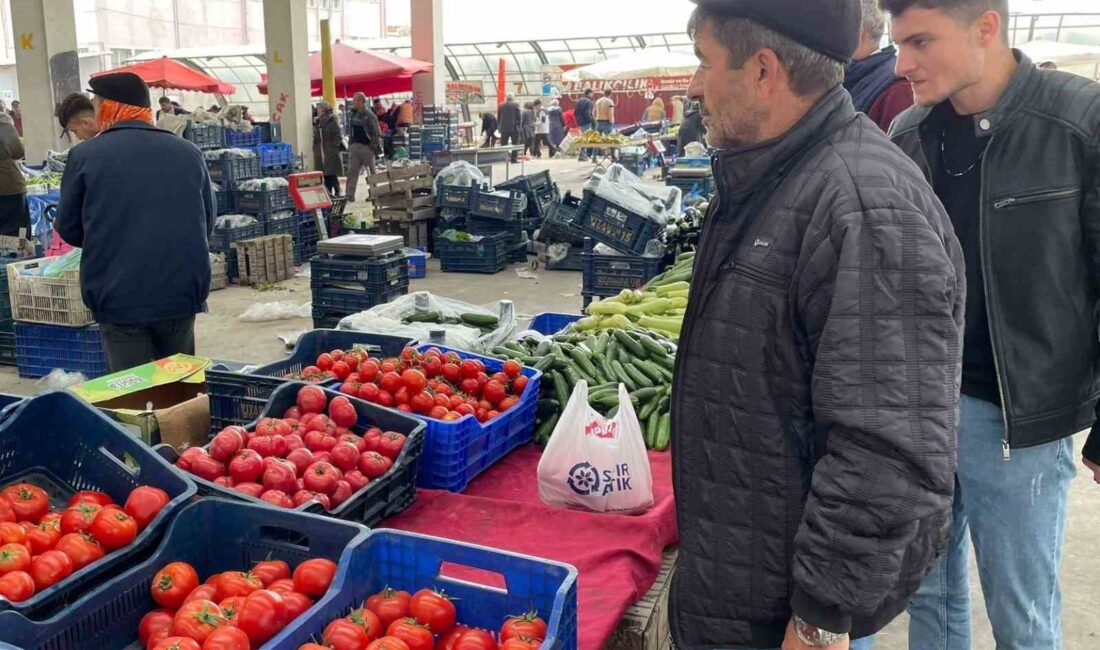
992, 187, 1080, 210
724, 262, 790, 291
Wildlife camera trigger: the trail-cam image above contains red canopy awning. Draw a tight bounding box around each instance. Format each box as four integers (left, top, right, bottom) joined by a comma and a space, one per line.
93, 57, 235, 95
258, 42, 432, 97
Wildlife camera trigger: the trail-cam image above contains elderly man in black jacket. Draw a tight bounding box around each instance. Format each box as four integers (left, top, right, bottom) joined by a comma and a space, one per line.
497, 95, 522, 162
671, 1, 965, 649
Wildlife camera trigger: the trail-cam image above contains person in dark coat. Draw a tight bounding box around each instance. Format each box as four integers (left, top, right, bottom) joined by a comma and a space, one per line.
548, 99, 566, 148
497, 95, 522, 162
677, 99, 705, 151
57, 72, 215, 372
0, 113, 27, 237
671, 2, 963, 648
843, 0, 913, 132
520, 102, 535, 157
312, 101, 344, 198
480, 111, 498, 148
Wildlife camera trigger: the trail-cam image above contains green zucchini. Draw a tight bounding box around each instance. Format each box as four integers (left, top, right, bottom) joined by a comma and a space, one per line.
460, 313, 500, 327
614, 330, 646, 358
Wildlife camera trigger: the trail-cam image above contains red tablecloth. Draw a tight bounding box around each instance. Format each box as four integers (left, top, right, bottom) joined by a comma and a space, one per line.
382, 445, 679, 650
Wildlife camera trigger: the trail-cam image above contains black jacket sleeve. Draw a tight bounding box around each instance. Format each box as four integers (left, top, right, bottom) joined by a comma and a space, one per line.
56, 148, 86, 248
790, 206, 964, 634
1083, 131, 1100, 465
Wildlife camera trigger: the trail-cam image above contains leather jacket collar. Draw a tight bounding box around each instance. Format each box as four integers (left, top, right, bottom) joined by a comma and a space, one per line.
920, 50, 1036, 138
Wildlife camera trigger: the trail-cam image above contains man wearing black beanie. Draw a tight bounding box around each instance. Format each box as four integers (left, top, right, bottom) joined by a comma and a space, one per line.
671, 1, 965, 649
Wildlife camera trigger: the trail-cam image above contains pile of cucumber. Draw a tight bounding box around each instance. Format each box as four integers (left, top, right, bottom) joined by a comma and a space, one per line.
490, 328, 676, 451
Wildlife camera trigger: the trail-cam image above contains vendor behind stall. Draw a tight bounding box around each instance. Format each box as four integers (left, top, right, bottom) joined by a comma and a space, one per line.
56, 72, 215, 372
58, 92, 100, 145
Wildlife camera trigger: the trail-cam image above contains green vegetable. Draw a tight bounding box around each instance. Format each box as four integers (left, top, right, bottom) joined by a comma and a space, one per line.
654, 413, 671, 451
638, 335, 669, 359
403, 311, 442, 324
597, 314, 633, 330
588, 301, 629, 316
551, 370, 569, 407
623, 363, 654, 389
534, 414, 559, 445
460, 313, 500, 328
613, 330, 646, 358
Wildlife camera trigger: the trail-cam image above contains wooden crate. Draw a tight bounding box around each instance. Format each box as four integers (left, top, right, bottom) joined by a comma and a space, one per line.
231, 234, 294, 286
210, 254, 228, 291
607, 548, 677, 650
377, 219, 430, 250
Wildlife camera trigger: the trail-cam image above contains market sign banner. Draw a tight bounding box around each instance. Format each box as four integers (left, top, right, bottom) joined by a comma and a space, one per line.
559, 76, 693, 95
446, 81, 485, 104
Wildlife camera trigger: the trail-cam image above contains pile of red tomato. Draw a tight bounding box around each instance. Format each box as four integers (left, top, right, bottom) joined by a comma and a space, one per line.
308, 347, 529, 425
175, 386, 407, 512
138, 556, 337, 650
0, 484, 169, 602
297, 587, 548, 650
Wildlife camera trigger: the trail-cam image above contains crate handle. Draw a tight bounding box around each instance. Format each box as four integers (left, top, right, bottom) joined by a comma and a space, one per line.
435, 560, 509, 595
97, 444, 141, 477
258, 525, 311, 550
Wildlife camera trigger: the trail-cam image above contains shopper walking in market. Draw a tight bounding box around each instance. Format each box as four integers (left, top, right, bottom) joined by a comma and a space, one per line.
574, 88, 596, 160
671, 2, 965, 649
497, 94, 522, 163
878, 1, 1100, 648
56, 72, 215, 372
0, 113, 27, 237
531, 99, 557, 158
344, 92, 384, 203
520, 102, 536, 158
594, 91, 617, 160
312, 101, 344, 199
842, 0, 913, 132
548, 99, 566, 149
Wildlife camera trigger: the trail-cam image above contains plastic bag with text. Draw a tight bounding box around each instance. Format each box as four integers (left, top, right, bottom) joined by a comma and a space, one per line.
537, 381, 654, 514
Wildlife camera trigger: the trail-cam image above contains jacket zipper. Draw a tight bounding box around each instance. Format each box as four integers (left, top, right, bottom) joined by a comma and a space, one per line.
992, 187, 1080, 210
978, 134, 1013, 460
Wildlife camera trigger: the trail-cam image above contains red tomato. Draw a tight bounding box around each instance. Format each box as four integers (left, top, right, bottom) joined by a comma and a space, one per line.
0, 570, 33, 601
40, 512, 62, 527
1, 484, 49, 522
54, 533, 104, 570
453, 629, 498, 650
490, 373, 508, 386
172, 599, 225, 643
330, 480, 353, 508
60, 502, 103, 536
400, 369, 427, 393
0, 542, 31, 575
124, 486, 171, 531
339, 433, 367, 453
330, 442, 362, 473
345, 606, 384, 639
379, 372, 402, 394
262, 459, 300, 495
139, 609, 176, 647
0, 522, 25, 545
30, 550, 73, 590
234, 483, 265, 499
24, 522, 60, 555
324, 618, 371, 650
293, 558, 336, 597
458, 360, 479, 380
500, 610, 548, 642
375, 433, 406, 461
365, 588, 411, 629
440, 363, 461, 384
267, 578, 296, 595
281, 590, 314, 621
393, 387, 410, 407
297, 386, 328, 415
343, 470, 371, 492
259, 490, 294, 509
501, 359, 522, 379
284, 406, 303, 420
358, 383, 381, 403
293, 490, 332, 510
251, 559, 290, 587
303, 462, 341, 495
201, 625, 252, 650
386, 619, 433, 650
0, 499, 13, 524
511, 376, 529, 396
458, 378, 480, 396
358, 361, 381, 384
376, 391, 395, 408
500, 638, 540, 650
455, 404, 476, 418
227, 449, 264, 484
358, 452, 392, 479
317, 353, 335, 371
409, 589, 456, 634
498, 396, 520, 412
68, 490, 114, 508
367, 637, 411, 650
90, 508, 138, 551
331, 361, 351, 381
209, 428, 246, 462
235, 589, 287, 645
176, 447, 208, 472
482, 381, 507, 406
409, 392, 433, 415
186, 584, 220, 604
152, 637, 202, 650
428, 405, 449, 420
300, 644, 330, 650
213, 571, 264, 600
218, 596, 246, 625
328, 396, 358, 428
190, 454, 227, 482
152, 562, 201, 609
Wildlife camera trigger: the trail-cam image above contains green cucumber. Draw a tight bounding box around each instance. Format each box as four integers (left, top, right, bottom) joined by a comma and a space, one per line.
537, 399, 560, 416
569, 347, 600, 379
550, 370, 569, 407
460, 313, 500, 327
614, 330, 646, 358
534, 414, 559, 445
623, 363, 654, 389
610, 359, 637, 392
534, 339, 553, 356
645, 408, 661, 448
638, 334, 669, 359
655, 413, 671, 451
635, 360, 667, 385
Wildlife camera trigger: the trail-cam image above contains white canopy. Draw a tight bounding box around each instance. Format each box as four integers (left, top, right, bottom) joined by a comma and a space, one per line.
1019, 40, 1100, 79
563, 50, 698, 81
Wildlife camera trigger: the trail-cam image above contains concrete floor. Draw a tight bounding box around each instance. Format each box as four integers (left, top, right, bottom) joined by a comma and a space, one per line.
0, 157, 1096, 647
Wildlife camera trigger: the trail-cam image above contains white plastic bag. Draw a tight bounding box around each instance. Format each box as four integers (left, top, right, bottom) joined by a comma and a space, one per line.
537, 381, 654, 514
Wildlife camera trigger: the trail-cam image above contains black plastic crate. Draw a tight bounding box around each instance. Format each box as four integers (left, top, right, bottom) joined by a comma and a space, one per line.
436, 233, 510, 274
582, 238, 665, 295
264, 212, 299, 238
310, 253, 409, 289
466, 215, 524, 243
236, 186, 293, 213
471, 187, 527, 221
508, 242, 529, 264
214, 190, 235, 215
210, 221, 264, 253
254, 121, 282, 143
311, 283, 408, 314
575, 190, 664, 256
544, 243, 584, 271
435, 182, 476, 210
539, 192, 585, 246
207, 156, 260, 185
312, 309, 345, 330
185, 123, 225, 150
496, 170, 551, 195
0, 330, 14, 365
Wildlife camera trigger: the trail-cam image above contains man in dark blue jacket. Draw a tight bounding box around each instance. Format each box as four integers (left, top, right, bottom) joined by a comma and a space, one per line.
57, 72, 215, 372
574, 88, 596, 161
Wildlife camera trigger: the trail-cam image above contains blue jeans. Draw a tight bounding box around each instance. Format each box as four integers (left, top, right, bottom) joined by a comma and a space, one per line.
908, 395, 1076, 649
722, 637, 875, 650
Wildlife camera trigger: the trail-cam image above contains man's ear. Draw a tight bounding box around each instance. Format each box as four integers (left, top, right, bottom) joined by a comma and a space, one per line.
751, 47, 785, 98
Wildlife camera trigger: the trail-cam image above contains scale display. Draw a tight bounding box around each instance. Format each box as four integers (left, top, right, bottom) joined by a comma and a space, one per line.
288, 172, 333, 211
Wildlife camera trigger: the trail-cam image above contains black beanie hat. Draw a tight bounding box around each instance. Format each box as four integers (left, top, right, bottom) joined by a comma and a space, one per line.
690, 0, 862, 63
87, 72, 151, 108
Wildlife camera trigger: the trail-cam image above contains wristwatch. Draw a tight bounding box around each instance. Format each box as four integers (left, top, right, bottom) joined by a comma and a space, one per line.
792, 615, 847, 647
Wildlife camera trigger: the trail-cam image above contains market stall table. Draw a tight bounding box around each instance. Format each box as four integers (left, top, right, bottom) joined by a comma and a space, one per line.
431, 145, 525, 178
384, 445, 678, 650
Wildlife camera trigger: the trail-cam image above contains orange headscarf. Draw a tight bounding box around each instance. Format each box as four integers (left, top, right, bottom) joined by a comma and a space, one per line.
96, 98, 154, 132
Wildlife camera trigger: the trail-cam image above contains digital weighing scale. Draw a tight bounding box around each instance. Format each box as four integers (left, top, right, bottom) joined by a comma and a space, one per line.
288, 171, 332, 241
316, 234, 404, 258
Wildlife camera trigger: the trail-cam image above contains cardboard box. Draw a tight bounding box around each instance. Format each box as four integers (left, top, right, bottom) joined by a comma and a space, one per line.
607, 548, 678, 650
70, 355, 212, 448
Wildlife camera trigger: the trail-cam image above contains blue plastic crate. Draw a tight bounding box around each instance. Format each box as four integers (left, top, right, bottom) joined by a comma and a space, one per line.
210, 220, 264, 253
539, 192, 585, 246
406, 248, 428, 279
471, 187, 527, 221
263, 212, 299, 238
311, 283, 409, 314
0, 330, 14, 366
184, 122, 225, 150
497, 170, 553, 197
204, 330, 414, 433
435, 182, 476, 210
0, 391, 196, 619
214, 189, 235, 215
467, 215, 525, 244
236, 186, 293, 214
575, 190, 665, 256
157, 382, 424, 526
409, 344, 541, 491
271, 530, 578, 650
224, 127, 263, 147
206, 155, 260, 185
0, 499, 366, 650
437, 233, 510, 274
255, 142, 294, 169
312, 309, 345, 330
309, 253, 410, 289
582, 238, 666, 296
527, 312, 582, 335
14, 323, 107, 380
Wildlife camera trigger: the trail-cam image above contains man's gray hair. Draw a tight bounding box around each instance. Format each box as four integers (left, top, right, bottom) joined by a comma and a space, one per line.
688, 9, 844, 98
353, 92, 367, 103
316, 101, 332, 114
861, 0, 887, 42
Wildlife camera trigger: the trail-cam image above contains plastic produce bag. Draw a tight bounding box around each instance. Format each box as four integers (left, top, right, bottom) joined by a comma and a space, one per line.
337, 291, 516, 353
537, 381, 654, 514
239, 301, 312, 322
435, 161, 485, 190
215, 214, 259, 230
582, 163, 681, 227
237, 177, 289, 191
35, 369, 86, 391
